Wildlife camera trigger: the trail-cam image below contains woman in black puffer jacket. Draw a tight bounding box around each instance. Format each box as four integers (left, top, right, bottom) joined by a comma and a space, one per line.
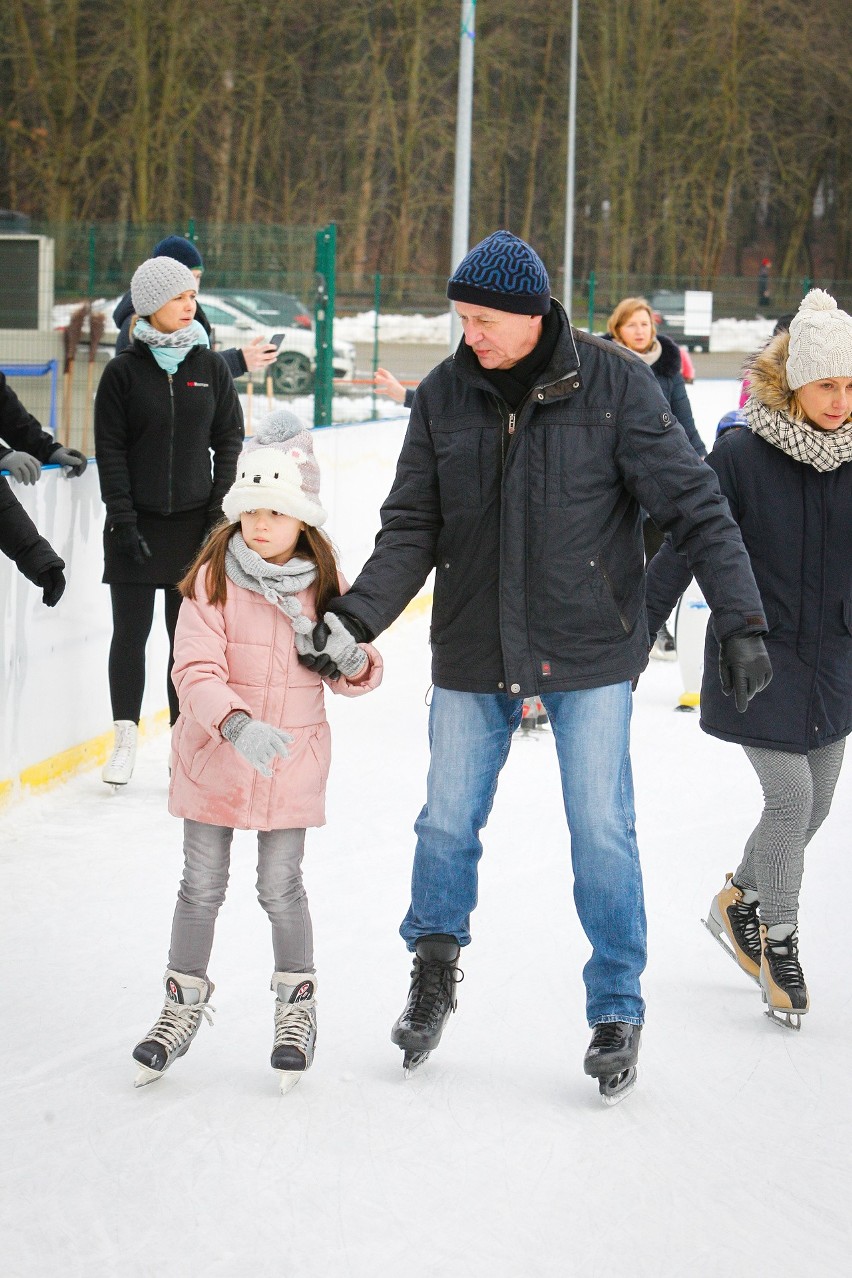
646, 289, 852, 1029
607, 296, 706, 654
95, 256, 243, 787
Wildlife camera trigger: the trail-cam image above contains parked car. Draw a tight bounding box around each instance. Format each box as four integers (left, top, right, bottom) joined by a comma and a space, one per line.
198, 293, 355, 394
216, 289, 313, 331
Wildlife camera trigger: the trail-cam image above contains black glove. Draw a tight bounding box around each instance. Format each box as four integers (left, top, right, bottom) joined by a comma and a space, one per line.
50, 446, 88, 477
296, 611, 371, 680
38, 565, 66, 607
719, 634, 772, 713
3, 450, 41, 484
110, 521, 152, 565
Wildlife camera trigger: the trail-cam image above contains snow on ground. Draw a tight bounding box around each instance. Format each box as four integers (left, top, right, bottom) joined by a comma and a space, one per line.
2, 381, 851, 1277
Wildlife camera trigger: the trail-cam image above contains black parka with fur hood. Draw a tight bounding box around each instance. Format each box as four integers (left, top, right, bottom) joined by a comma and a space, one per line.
646, 331, 852, 752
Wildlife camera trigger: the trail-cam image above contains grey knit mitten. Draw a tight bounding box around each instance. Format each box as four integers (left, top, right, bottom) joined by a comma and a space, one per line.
294, 611, 367, 679
3, 451, 41, 484
221, 712, 294, 777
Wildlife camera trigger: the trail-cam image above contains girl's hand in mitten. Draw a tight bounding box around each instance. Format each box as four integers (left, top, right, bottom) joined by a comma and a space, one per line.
221, 712, 294, 777
295, 611, 367, 680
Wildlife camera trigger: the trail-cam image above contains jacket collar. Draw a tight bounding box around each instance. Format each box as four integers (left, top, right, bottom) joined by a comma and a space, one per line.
452, 299, 583, 399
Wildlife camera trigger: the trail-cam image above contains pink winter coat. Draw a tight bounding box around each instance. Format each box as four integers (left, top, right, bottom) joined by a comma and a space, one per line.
168, 566, 382, 831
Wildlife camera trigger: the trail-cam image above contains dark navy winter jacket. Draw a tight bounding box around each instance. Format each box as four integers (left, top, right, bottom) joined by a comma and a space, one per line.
94, 341, 243, 528
603, 332, 705, 458
646, 427, 852, 752
327, 302, 764, 696
0, 474, 64, 585
0, 372, 63, 467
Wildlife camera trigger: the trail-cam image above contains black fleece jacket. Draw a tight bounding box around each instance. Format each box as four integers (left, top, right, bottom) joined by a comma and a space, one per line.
0, 372, 63, 466
94, 341, 243, 527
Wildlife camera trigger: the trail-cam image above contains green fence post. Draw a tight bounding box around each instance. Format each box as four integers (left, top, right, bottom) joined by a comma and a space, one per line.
187, 218, 196, 243
802, 277, 812, 296
587, 271, 596, 334
372, 272, 381, 421
314, 223, 336, 428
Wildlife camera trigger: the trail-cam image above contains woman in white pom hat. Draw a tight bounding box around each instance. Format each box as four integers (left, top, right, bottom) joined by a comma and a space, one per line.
646, 288, 852, 1029
95, 255, 244, 787
130, 408, 382, 1093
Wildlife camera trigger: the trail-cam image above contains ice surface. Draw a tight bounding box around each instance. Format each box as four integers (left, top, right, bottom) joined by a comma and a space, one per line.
2, 379, 850, 1277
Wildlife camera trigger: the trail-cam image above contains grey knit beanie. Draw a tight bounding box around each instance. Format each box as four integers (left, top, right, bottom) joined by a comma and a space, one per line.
130, 256, 198, 318
785, 289, 852, 389
222, 408, 327, 527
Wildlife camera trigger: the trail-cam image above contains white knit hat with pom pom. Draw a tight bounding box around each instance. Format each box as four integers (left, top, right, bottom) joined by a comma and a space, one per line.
221, 408, 327, 527
785, 288, 852, 389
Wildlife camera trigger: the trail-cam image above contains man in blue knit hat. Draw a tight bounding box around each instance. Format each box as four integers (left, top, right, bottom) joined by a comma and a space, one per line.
299, 229, 772, 1103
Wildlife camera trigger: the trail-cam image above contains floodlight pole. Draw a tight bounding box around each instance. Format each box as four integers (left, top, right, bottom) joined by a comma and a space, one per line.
563, 0, 579, 317
449, 1, 476, 351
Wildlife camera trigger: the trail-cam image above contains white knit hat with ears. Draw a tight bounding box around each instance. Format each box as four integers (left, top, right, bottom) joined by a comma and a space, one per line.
785, 289, 852, 389
221, 408, 328, 527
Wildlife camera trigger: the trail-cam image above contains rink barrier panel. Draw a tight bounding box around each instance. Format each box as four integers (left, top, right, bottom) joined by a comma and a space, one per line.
1, 442, 430, 807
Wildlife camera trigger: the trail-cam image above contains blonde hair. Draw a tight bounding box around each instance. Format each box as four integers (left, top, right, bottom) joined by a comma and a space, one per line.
179, 519, 340, 613
607, 297, 657, 346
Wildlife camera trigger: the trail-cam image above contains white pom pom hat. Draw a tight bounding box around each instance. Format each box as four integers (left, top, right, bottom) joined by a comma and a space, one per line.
785, 288, 852, 389
222, 408, 328, 527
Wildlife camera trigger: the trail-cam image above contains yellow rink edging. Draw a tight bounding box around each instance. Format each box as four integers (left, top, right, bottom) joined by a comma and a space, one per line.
0, 591, 434, 807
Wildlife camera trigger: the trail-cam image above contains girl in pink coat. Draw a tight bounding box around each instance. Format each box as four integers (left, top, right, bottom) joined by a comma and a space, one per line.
131, 409, 382, 1093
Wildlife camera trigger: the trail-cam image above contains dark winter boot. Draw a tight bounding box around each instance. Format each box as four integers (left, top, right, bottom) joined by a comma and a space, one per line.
132, 970, 214, 1087
760, 924, 809, 1030
391, 934, 463, 1056
704, 872, 761, 982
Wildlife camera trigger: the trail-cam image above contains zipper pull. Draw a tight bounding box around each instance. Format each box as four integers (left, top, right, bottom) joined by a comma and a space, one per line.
507, 412, 516, 435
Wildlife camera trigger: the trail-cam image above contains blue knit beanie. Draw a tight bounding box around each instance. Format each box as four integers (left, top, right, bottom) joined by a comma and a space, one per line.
152, 235, 204, 272
447, 230, 550, 315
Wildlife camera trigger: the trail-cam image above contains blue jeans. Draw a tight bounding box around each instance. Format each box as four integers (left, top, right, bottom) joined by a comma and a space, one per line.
400, 685, 646, 1026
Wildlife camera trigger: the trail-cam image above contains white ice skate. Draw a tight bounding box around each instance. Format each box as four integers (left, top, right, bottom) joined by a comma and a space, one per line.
271, 972, 317, 1094
132, 971, 214, 1087
102, 720, 138, 789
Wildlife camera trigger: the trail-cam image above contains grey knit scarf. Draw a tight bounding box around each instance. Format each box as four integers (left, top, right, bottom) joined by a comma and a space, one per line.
746, 395, 852, 472
134, 317, 208, 350
225, 531, 317, 640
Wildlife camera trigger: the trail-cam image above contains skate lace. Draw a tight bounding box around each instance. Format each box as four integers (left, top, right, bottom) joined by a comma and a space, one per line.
591, 1023, 625, 1050
407, 960, 464, 1027
767, 936, 805, 986
273, 1001, 315, 1052
145, 998, 214, 1052
730, 898, 761, 955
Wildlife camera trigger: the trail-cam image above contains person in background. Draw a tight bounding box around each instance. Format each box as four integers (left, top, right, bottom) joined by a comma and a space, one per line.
606, 296, 706, 658
0, 474, 66, 607
646, 289, 852, 1031
131, 410, 382, 1092
758, 259, 772, 309
373, 367, 416, 408
296, 229, 770, 1105
112, 236, 277, 380
95, 256, 243, 788
1, 371, 87, 482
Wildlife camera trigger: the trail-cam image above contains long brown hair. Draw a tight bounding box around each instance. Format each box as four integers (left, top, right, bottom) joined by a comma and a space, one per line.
179, 519, 340, 614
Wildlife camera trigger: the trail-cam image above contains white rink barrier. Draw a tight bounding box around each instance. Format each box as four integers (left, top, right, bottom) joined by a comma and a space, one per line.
0, 464, 170, 804
0, 418, 427, 806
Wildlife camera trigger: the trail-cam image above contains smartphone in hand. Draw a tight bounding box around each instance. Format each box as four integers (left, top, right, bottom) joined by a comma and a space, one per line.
267, 333, 285, 350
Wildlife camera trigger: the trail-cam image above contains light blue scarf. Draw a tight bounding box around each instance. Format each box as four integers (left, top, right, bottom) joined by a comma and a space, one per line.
134, 318, 209, 374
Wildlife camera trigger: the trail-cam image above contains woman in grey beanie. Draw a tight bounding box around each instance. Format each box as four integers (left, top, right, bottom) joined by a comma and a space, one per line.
646, 289, 852, 1031
95, 257, 244, 788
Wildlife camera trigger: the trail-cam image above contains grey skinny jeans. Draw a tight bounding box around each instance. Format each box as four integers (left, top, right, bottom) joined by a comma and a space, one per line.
734, 738, 846, 926
168, 819, 313, 980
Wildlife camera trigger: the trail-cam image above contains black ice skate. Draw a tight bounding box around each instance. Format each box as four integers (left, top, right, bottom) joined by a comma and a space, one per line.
759, 924, 809, 1031
132, 971, 214, 1087
583, 1021, 641, 1106
391, 934, 463, 1075
271, 971, 317, 1095
703, 872, 761, 983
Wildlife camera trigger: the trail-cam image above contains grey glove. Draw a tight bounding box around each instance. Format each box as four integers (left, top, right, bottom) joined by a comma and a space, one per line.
221, 711, 294, 778
2, 450, 41, 484
51, 446, 88, 477
295, 610, 368, 679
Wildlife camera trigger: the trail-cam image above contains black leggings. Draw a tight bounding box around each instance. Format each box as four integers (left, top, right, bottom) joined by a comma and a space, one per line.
108, 584, 183, 725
